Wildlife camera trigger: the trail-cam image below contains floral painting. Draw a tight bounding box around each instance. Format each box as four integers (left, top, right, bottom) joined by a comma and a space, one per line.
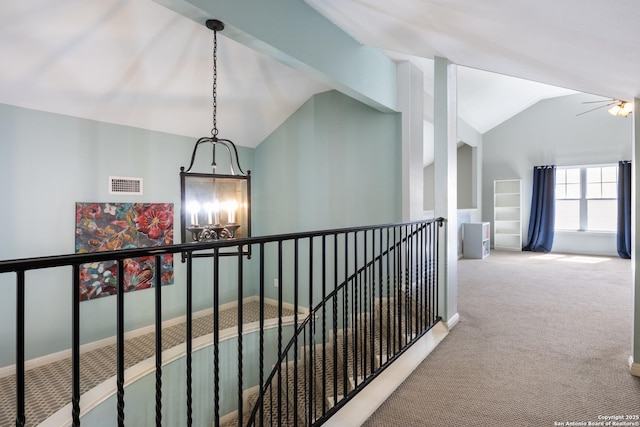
75, 202, 174, 301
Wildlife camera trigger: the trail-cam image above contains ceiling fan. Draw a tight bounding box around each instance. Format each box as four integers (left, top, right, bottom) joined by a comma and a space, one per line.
577, 99, 633, 117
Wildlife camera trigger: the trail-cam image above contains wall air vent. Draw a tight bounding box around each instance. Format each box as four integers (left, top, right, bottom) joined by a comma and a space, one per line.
109, 176, 143, 195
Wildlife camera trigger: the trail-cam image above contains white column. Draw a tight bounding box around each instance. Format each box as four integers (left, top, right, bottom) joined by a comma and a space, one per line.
631, 97, 640, 377
434, 57, 458, 327
398, 61, 425, 221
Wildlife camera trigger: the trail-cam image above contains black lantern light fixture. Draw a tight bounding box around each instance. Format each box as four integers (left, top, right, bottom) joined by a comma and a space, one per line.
180, 19, 251, 252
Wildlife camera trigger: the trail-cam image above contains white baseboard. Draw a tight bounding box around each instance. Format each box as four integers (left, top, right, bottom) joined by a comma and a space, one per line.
630, 356, 640, 377
444, 312, 460, 330
323, 321, 448, 427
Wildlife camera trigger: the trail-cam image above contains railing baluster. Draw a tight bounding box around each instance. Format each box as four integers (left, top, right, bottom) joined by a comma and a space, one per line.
343, 232, 349, 399
259, 243, 265, 427
418, 224, 423, 332
415, 225, 420, 332
155, 255, 163, 427
293, 239, 299, 425
237, 247, 244, 427
385, 228, 391, 360
307, 236, 314, 423
425, 224, 429, 326
352, 232, 359, 388
332, 235, 338, 403
277, 241, 283, 424
430, 223, 435, 325
320, 235, 326, 419
412, 224, 417, 337
364, 230, 371, 376
72, 265, 81, 427
378, 228, 383, 364
16, 270, 25, 427
213, 248, 220, 427
117, 260, 125, 427
185, 252, 193, 427
404, 225, 409, 340
436, 220, 442, 320
392, 227, 398, 354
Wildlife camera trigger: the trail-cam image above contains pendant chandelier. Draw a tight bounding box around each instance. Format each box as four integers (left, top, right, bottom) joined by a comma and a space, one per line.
180, 19, 251, 253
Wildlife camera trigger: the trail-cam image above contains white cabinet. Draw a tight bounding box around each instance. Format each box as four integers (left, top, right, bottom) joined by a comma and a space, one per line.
493, 179, 522, 251
463, 222, 490, 259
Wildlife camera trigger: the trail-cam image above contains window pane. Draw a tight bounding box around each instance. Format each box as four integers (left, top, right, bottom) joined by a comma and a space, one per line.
556, 169, 567, 184
555, 184, 566, 199
602, 166, 617, 182
586, 183, 601, 199
566, 168, 580, 183
555, 200, 580, 230
602, 183, 617, 198
586, 167, 601, 183
566, 183, 581, 198
587, 199, 617, 232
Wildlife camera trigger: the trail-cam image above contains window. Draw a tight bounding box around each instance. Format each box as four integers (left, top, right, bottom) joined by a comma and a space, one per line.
555, 165, 617, 232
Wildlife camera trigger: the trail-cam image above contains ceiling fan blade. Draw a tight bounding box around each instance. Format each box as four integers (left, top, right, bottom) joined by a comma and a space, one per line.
576, 103, 616, 116
581, 99, 616, 104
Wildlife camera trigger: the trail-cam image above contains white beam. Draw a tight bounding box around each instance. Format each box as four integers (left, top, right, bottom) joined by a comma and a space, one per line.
398, 61, 425, 221
153, 0, 397, 113
631, 97, 640, 377
434, 57, 458, 326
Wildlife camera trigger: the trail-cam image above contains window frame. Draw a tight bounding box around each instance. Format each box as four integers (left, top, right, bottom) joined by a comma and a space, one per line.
554, 164, 618, 232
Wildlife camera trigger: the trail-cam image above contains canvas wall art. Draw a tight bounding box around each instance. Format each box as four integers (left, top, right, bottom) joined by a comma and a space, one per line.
75, 202, 174, 301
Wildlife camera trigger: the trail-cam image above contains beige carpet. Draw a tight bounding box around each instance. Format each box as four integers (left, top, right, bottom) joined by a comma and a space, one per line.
364, 250, 640, 426
0, 300, 293, 426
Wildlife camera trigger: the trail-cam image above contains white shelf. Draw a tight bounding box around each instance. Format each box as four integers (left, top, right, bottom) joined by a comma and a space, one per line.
463, 222, 490, 259
494, 179, 522, 251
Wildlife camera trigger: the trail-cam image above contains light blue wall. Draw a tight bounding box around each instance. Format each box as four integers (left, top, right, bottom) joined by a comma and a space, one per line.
0, 90, 403, 369
0, 103, 254, 367
253, 90, 401, 236
251, 89, 401, 304
482, 93, 632, 255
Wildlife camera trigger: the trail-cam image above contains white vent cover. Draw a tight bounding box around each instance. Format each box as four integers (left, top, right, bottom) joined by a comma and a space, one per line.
109, 176, 143, 195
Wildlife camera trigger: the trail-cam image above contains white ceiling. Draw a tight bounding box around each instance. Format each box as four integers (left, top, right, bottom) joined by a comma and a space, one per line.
1, 0, 633, 149
305, 0, 640, 101
0, 0, 328, 148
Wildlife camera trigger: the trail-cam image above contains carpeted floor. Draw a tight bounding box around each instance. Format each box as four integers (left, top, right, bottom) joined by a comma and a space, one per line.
364, 250, 640, 427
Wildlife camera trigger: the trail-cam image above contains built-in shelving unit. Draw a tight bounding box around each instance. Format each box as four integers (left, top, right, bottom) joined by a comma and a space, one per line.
493, 179, 522, 251
463, 222, 490, 259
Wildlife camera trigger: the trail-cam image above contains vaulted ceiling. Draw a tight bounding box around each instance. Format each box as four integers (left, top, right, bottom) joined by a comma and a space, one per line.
2, 0, 636, 148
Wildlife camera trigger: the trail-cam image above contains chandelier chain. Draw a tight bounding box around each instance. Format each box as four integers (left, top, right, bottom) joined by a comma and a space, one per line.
211, 28, 218, 137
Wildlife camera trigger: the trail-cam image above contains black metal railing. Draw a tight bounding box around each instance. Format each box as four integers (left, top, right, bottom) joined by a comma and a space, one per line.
246, 219, 443, 426
0, 218, 443, 427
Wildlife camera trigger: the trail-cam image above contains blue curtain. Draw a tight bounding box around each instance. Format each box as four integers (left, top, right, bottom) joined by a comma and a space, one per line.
523, 165, 556, 252
617, 160, 632, 259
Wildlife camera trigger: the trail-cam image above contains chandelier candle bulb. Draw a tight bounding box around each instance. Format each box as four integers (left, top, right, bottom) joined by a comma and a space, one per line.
226, 200, 238, 223
213, 201, 221, 224
187, 201, 200, 226
203, 202, 215, 225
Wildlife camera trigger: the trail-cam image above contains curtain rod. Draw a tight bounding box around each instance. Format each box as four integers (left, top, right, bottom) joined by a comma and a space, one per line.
550, 161, 630, 169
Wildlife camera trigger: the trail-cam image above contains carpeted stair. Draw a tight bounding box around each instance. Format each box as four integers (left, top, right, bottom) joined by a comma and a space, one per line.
223, 291, 431, 426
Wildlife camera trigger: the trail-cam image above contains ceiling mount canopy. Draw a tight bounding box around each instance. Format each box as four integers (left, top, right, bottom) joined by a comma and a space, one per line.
206, 19, 224, 32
